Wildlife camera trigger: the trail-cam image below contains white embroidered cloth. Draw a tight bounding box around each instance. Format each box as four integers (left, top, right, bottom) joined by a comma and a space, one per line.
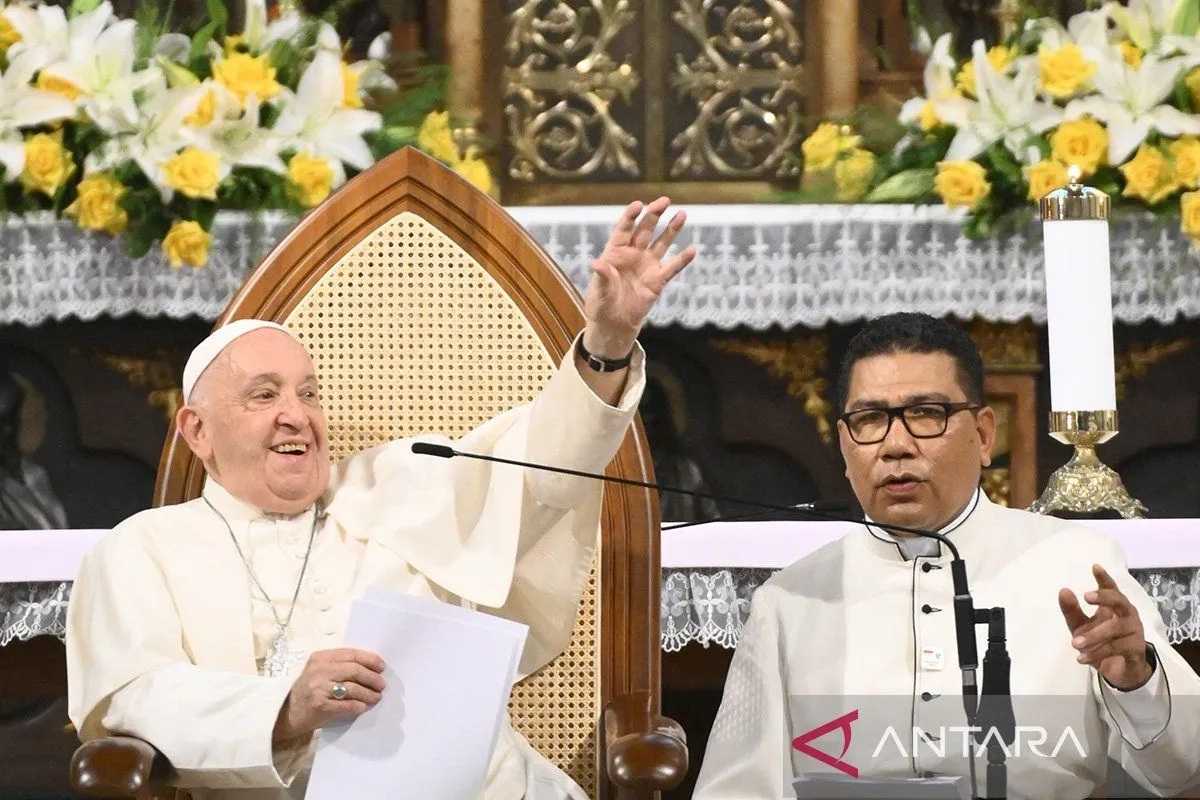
4, 205, 1200, 327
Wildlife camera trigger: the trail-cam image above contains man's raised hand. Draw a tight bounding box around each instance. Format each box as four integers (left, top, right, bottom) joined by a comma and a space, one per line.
1059, 564, 1153, 691
582, 197, 697, 358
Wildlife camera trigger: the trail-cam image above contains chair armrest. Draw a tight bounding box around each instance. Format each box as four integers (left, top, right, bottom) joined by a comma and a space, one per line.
70, 735, 175, 799
603, 690, 688, 794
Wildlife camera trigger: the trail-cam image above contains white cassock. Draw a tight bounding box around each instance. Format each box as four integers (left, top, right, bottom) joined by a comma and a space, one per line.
66, 342, 645, 800
694, 490, 1200, 800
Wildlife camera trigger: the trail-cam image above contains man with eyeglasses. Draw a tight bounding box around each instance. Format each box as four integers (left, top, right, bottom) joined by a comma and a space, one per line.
694, 312, 1200, 799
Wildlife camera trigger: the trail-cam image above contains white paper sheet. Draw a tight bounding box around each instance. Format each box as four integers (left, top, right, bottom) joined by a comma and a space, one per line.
306, 589, 528, 800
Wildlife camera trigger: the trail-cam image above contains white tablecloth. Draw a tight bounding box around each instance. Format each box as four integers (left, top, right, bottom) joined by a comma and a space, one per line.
5, 205, 1200, 327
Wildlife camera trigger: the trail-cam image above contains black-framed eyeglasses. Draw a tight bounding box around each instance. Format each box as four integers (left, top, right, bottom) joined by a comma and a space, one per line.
838, 402, 982, 445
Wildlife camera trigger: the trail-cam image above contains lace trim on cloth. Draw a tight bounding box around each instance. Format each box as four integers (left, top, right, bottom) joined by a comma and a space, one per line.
0, 581, 69, 647
660, 568, 1200, 651
3, 569, 1198, 651
4, 206, 1200, 327
0, 211, 296, 326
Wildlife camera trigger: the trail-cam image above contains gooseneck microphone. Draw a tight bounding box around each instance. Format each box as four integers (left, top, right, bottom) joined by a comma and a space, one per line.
410, 441, 850, 518
411, 441, 996, 797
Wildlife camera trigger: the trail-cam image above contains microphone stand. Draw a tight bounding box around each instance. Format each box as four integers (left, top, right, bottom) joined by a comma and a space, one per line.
411, 442, 1012, 798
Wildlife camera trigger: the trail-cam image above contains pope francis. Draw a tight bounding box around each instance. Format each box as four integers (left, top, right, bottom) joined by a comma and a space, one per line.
65, 198, 696, 800
694, 313, 1200, 800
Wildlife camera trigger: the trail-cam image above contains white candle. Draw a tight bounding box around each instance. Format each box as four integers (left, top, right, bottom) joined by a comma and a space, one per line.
1042, 218, 1116, 412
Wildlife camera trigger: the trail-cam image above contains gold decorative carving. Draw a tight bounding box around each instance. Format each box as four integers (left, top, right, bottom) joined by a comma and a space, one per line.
981, 467, 1010, 507
713, 335, 833, 443
1031, 410, 1146, 518
96, 353, 183, 425
1115, 338, 1194, 400
504, 0, 642, 181
669, 0, 804, 177
1028, 443, 1147, 519
967, 320, 1040, 372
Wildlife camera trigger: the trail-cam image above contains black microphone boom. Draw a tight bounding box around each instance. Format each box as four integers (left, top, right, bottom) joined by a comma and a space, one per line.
411, 442, 853, 520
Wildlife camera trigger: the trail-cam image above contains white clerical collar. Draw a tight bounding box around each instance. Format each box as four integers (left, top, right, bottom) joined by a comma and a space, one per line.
201, 478, 316, 525
865, 487, 983, 560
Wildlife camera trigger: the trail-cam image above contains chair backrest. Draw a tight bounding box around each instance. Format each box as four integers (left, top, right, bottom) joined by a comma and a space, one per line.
153, 148, 661, 796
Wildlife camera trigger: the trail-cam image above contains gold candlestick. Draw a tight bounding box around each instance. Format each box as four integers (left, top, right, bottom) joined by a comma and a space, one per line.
1030, 171, 1146, 518
1028, 411, 1146, 518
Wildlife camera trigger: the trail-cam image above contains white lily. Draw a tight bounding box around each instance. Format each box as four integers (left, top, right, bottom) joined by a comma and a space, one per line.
898, 33, 968, 129
0, 52, 77, 181
3, 1, 111, 73
271, 49, 381, 186
186, 86, 286, 178
240, 0, 303, 53
1029, 9, 1113, 52
943, 40, 1062, 162
40, 19, 161, 135
1065, 52, 1200, 163
1107, 0, 1186, 52
84, 78, 210, 201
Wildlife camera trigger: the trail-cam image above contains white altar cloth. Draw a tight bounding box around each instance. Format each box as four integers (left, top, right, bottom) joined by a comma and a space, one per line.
660, 518, 1200, 570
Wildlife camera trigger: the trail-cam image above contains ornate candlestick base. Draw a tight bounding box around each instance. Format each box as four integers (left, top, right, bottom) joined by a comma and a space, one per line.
1028, 411, 1147, 519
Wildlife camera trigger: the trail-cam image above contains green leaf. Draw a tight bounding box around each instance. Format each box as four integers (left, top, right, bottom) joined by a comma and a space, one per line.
68, 0, 104, 17
190, 21, 219, 63
864, 168, 936, 202
204, 0, 228, 40
1171, 0, 1200, 36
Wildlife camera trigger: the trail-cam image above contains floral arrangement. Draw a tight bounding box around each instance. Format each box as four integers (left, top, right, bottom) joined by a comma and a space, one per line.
798, 0, 1200, 242
0, 0, 488, 268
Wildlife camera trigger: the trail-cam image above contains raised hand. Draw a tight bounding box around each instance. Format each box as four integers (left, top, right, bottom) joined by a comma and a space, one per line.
273, 648, 387, 741
582, 196, 697, 357
1059, 564, 1153, 691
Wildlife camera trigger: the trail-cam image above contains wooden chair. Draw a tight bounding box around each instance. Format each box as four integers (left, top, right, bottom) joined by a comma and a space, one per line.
69, 147, 686, 799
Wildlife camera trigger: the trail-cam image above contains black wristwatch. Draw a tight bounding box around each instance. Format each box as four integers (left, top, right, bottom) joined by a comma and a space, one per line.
576, 336, 634, 372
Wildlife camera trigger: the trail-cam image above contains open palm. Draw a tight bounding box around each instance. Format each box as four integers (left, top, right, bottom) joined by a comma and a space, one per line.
583, 197, 696, 345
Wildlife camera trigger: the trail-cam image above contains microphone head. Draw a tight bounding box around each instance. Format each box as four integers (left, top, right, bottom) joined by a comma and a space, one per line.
411, 442, 455, 458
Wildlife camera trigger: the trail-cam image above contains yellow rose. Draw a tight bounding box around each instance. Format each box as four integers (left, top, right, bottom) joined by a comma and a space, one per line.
1119, 40, 1143, 68
65, 173, 128, 235
162, 220, 211, 269
417, 110, 461, 166
342, 62, 361, 108
834, 147, 876, 201
37, 71, 82, 101
1025, 160, 1069, 202
20, 130, 74, 197
0, 15, 22, 55
801, 122, 860, 172
288, 152, 334, 207
1038, 44, 1096, 98
1172, 137, 1200, 188
1181, 191, 1200, 242
934, 160, 990, 209
955, 46, 1013, 97
184, 90, 216, 127
454, 148, 494, 195
1049, 117, 1108, 177
164, 147, 221, 200
1120, 144, 1177, 204
1188, 68, 1200, 109
214, 52, 280, 105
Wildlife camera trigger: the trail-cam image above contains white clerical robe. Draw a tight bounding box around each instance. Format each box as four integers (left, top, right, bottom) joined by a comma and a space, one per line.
66, 342, 645, 800
694, 492, 1200, 799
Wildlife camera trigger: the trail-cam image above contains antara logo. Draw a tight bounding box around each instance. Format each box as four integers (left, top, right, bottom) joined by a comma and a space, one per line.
791, 709, 859, 778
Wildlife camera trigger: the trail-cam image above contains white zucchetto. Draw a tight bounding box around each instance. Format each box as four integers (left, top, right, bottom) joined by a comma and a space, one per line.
182, 319, 296, 403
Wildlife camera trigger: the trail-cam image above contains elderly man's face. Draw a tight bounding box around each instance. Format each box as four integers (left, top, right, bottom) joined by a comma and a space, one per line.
179, 329, 330, 515
838, 351, 995, 531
